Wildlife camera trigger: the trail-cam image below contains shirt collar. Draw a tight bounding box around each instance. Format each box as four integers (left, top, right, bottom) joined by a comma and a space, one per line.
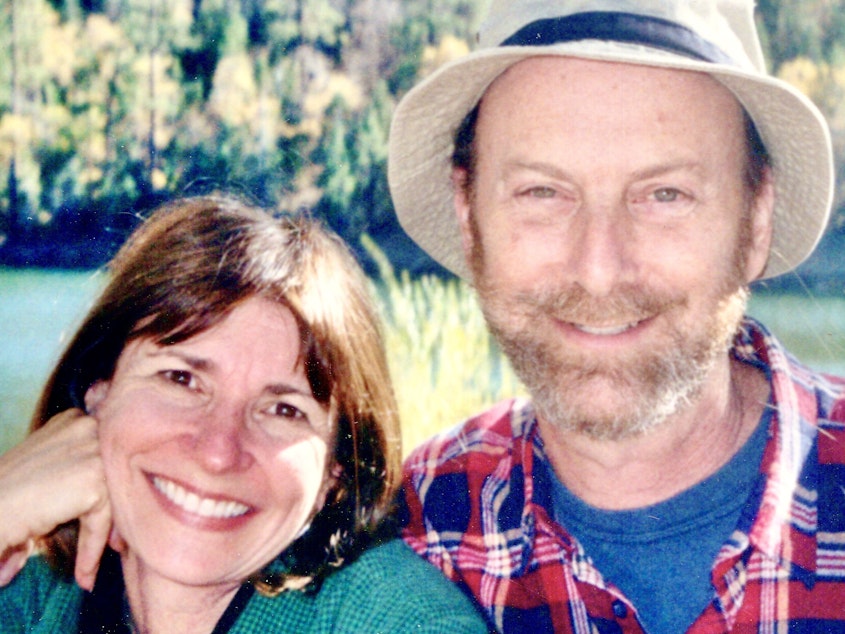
729, 317, 819, 582
509, 317, 821, 583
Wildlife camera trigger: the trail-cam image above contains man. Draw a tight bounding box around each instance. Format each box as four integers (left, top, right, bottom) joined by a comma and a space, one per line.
388, 1, 845, 632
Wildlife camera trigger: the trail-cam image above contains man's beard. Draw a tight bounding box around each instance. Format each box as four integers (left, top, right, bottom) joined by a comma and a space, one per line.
470, 228, 751, 442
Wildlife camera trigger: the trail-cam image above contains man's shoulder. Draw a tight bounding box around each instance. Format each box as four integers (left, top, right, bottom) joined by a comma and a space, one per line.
814, 370, 845, 461
815, 370, 845, 421
403, 398, 532, 473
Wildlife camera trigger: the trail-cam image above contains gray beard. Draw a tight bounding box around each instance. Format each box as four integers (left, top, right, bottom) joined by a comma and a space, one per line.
478, 282, 749, 442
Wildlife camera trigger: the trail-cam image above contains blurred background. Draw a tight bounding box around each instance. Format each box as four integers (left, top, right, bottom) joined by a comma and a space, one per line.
1, 0, 844, 454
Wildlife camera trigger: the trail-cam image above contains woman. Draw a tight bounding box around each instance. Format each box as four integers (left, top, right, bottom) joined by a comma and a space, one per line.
0, 195, 487, 633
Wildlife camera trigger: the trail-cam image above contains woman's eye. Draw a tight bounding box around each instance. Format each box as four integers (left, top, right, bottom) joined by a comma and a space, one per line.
161, 369, 197, 390
270, 402, 307, 421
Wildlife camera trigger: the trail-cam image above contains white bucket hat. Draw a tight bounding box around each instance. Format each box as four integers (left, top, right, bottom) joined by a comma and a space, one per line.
388, 0, 834, 280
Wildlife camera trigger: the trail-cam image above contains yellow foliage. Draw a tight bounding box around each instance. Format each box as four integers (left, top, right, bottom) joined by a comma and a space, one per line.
0, 115, 35, 151
84, 14, 124, 52
78, 110, 108, 164
207, 54, 281, 144
303, 72, 364, 115
419, 35, 471, 79
80, 165, 104, 185
276, 70, 364, 139
129, 53, 183, 149
168, 0, 195, 35
777, 57, 823, 100
41, 18, 79, 87
209, 54, 259, 127
39, 104, 72, 133
151, 168, 168, 191
295, 72, 364, 138
362, 236, 525, 455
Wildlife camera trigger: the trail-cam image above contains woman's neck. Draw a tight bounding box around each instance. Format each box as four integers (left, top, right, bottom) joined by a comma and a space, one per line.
121, 552, 242, 634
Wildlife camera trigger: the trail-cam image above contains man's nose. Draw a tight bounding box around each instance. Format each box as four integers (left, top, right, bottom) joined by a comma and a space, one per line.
567, 201, 633, 297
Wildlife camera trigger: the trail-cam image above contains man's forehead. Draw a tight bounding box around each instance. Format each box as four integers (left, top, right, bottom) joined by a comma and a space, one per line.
488, 55, 735, 98
475, 55, 745, 135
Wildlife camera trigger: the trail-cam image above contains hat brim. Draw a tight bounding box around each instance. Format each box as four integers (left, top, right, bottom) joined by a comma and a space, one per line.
388, 40, 833, 280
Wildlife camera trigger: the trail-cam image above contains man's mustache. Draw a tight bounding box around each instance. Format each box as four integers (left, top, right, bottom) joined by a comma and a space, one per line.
508, 283, 687, 325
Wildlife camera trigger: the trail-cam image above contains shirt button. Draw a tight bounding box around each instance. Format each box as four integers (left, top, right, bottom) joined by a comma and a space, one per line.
612, 600, 628, 619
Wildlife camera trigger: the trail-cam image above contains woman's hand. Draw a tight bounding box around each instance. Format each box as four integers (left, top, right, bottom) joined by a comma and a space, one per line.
0, 408, 112, 590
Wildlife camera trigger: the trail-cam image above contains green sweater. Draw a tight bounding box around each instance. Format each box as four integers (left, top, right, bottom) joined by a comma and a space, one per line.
0, 539, 488, 633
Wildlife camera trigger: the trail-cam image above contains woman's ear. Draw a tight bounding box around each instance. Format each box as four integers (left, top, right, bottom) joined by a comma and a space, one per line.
84, 380, 110, 415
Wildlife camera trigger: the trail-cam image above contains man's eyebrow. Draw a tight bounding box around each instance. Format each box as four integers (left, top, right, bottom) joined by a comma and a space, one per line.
503, 159, 704, 181
504, 160, 573, 181
630, 160, 704, 181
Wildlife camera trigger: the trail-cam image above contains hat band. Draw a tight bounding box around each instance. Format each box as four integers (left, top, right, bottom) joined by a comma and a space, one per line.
501, 11, 736, 65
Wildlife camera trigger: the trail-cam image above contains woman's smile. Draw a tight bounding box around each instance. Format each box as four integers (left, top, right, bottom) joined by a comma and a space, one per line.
89, 297, 333, 588
150, 474, 252, 520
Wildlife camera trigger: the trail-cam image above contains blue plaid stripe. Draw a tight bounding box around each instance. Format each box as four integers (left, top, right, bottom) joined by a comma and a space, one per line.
402, 317, 845, 632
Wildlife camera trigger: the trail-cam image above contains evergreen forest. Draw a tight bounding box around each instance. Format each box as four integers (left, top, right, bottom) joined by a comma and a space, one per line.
2, 0, 845, 289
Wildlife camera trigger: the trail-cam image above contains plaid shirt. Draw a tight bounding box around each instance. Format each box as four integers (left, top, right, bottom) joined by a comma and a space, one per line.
400, 317, 845, 633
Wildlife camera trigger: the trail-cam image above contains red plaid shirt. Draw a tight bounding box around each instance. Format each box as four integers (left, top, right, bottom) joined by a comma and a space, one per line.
400, 318, 845, 632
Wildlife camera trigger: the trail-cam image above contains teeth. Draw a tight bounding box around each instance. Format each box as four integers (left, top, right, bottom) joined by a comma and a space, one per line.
575, 322, 638, 336
153, 476, 249, 519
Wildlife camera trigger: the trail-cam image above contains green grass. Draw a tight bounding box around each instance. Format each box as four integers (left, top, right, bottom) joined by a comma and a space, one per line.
747, 293, 845, 374
363, 237, 524, 454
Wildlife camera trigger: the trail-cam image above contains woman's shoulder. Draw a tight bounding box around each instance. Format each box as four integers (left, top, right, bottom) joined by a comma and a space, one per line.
0, 555, 83, 633
240, 539, 489, 634
333, 537, 455, 587
317, 538, 489, 632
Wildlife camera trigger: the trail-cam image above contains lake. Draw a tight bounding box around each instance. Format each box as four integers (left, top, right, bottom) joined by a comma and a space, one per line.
1, 267, 844, 454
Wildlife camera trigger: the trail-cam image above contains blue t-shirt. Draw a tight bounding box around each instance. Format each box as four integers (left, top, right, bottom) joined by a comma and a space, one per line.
552, 409, 771, 633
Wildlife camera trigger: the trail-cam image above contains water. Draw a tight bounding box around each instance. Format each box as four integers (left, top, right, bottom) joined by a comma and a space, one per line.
0, 268, 843, 454
0, 268, 105, 451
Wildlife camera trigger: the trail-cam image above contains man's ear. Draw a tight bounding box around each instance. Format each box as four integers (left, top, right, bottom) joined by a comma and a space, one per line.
84, 380, 110, 415
744, 166, 775, 283
452, 167, 474, 260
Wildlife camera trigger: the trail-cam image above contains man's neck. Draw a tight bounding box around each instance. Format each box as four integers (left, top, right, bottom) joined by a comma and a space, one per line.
538, 357, 771, 510
122, 554, 241, 634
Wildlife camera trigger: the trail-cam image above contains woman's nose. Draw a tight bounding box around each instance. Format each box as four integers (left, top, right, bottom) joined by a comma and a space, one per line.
187, 409, 255, 474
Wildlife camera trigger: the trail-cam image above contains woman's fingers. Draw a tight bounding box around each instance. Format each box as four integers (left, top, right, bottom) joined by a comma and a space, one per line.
0, 542, 34, 587
0, 409, 111, 561
74, 496, 113, 591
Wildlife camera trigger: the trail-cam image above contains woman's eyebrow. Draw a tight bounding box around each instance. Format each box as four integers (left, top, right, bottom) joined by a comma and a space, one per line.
265, 383, 313, 398
147, 349, 212, 372
147, 349, 314, 397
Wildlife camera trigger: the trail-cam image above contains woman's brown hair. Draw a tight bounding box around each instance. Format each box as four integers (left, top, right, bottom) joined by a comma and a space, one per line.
32, 194, 401, 592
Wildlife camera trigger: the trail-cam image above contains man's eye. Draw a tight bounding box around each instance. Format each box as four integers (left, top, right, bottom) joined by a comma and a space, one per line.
524, 186, 557, 199
652, 187, 681, 202
161, 370, 196, 389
